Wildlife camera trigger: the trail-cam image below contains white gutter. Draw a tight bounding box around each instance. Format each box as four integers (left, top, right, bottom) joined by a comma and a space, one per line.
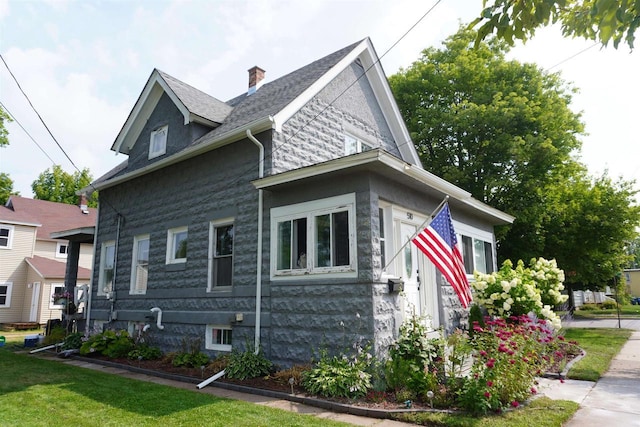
197, 123, 270, 390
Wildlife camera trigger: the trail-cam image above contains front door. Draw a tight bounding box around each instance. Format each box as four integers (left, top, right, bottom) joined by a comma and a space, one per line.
29, 282, 40, 322
400, 222, 421, 317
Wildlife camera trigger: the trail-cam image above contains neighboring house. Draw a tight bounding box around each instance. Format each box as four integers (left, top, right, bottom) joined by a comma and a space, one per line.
88, 38, 514, 367
0, 196, 95, 326
624, 269, 640, 297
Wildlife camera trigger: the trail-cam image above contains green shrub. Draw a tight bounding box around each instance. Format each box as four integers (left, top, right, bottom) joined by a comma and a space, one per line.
225, 344, 273, 380
128, 344, 162, 361
62, 332, 84, 350
302, 347, 372, 398
80, 329, 134, 358
601, 300, 618, 310
172, 338, 209, 368
44, 326, 66, 345
579, 303, 599, 311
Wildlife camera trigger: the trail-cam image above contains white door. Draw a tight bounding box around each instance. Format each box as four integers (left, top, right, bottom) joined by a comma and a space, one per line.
29, 282, 40, 322
400, 222, 421, 317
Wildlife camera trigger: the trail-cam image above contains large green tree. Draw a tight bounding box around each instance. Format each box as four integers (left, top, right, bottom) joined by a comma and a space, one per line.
0, 172, 18, 205
472, 0, 640, 49
0, 106, 11, 147
389, 26, 640, 287
31, 165, 97, 207
625, 236, 640, 268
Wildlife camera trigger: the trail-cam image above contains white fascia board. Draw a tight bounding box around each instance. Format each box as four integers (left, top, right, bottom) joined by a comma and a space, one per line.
358, 39, 422, 167
271, 40, 369, 132
95, 116, 274, 191
112, 71, 190, 155
0, 219, 41, 227
24, 258, 45, 279
252, 150, 514, 224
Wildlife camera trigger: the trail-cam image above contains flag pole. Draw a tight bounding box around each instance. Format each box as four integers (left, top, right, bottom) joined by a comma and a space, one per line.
381, 195, 450, 274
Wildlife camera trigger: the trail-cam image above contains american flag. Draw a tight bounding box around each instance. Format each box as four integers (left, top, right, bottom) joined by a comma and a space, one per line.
412, 203, 472, 308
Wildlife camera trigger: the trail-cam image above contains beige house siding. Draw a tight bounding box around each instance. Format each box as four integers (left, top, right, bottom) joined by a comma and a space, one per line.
625, 269, 640, 297
0, 224, 36, 323
34, 240, 94, 270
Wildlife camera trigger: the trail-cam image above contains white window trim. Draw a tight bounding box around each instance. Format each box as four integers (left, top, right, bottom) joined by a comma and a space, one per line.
56, 242, 69, 259
130, 234, 150, 295
50, 283, 65, 309
205, 324, 233, 351
454, 221, 496, 276
0, 282, 13, 308
208, 218, 234, 292
149, 125, 168, 159
344, 133, 374, 156
0, 225, 14, 249
98, 241, 116, 296
270, 193, 357, 280
166, 226, 188, 264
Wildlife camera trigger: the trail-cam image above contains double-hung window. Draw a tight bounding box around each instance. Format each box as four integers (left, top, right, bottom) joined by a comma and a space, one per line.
459, 232, 495, 275
98, 241, 116, 295
344, 134, 373, 155
167, 226, 188, 264
271, 194, 356, 278
209, 221, 233, 290
149, 125, 168, 159
131, 234, 150, 294
0, 282, 12, 307
0, 225, 13, 249
50, 283, 65, 309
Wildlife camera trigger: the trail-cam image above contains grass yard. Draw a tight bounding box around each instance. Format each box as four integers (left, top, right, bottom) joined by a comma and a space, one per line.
572, 304, 640, 318
1, 326, 629, 426
0, 350, 348, 427
561, 327, 632, 382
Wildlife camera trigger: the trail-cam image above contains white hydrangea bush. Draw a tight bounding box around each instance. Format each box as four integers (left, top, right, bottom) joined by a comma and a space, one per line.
472, 258, 569, 330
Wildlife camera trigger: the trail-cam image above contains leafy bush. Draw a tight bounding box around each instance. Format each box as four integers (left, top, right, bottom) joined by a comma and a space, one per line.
128, 344, 162, 361
62, 332, 84, 350
302, 347, 372, 398
579, 303, 599, 311
44, 326, 66, 345
80, 329, 134, 358
472, 258, 568, 329
270, 364, 310, 386
225, 344, 273, 380
601, 300, 618, 310
172, 337, 209, 368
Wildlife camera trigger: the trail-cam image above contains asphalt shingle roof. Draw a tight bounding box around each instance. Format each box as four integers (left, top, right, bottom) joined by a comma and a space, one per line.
0, 196, 97, 240
26, 255, 92, 280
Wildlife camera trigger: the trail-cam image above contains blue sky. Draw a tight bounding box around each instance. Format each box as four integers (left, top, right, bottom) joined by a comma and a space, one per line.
1, 0, 638, 198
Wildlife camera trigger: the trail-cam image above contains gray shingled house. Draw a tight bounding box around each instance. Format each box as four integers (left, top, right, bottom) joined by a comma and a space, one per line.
87, 38, 513, 367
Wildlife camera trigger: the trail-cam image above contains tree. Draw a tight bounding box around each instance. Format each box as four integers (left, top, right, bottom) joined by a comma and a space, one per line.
540, 171, 640, 287
0, 172, 18, 205
389, 26, 640, 287
0, 105, 11, 147
31, 165, 97, 207
626, 237, 640, 268
389, 26, 584, 255
471, 0, 640, 49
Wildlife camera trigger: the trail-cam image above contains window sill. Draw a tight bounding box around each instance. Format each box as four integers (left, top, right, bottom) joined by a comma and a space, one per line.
166, 263, 186, 272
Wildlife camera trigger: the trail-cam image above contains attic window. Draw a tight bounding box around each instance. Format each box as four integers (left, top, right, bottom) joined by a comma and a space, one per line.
344, 134, 373, 155
149, 125, 168, 159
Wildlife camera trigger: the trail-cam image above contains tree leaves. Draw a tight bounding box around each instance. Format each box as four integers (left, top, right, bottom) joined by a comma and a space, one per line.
31, 165, 97, 207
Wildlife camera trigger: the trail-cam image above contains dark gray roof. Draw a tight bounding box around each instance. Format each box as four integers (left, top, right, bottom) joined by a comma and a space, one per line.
157, 69, 233, 124
190, 40, 363, 147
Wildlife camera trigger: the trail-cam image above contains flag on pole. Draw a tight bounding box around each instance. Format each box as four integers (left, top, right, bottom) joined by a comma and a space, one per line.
412, 203, 472, 308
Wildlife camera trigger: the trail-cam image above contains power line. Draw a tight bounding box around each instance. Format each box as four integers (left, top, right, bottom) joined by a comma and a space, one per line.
1, 53, 84, 174
547, 42, 598, 71
0, 100, 57, 164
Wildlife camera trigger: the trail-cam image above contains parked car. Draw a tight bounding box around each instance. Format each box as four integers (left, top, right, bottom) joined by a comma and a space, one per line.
631, 297, 640, 305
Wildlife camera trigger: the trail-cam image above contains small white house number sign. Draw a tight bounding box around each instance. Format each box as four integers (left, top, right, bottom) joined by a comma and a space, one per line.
406, 212, 413, 220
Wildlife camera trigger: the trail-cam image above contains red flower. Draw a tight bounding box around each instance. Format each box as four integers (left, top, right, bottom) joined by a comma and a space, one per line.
486, 380, 493, 387
511, 401, 520, 408
531, 387, 537, 394
486, 358, 496, 368
484, 391, 491, 398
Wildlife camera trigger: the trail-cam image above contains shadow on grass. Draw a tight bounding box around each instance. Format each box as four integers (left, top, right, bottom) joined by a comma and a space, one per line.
0, 350, 221, 417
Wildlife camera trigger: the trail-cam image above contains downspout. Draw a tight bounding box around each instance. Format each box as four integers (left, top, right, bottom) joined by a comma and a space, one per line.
197, 125, 269, 390
246, 128, 265, 353
109, 214, 122, 322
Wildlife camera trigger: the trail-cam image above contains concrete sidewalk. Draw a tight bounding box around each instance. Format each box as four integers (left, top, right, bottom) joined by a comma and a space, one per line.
538, 330, 640, 426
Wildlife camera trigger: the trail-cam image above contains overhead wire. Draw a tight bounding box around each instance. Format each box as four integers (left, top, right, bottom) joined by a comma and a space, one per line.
0, 100, 57, 164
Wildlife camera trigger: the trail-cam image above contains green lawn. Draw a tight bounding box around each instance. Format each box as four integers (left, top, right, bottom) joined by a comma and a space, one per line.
572, 304, 640, 318
1, 326, 629, 426
0, 350, 348, 427
561, 327, 632, 381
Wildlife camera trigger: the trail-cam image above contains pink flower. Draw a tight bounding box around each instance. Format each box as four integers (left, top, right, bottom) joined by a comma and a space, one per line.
486, 358, 496, 368
531, 387, 537, 394
486, 380, 493, 387
560, 378, 565, 383
509, 359, 516, 364
511, 401, 520, 408
484, 391, 491, 398
479, 350, 487, 357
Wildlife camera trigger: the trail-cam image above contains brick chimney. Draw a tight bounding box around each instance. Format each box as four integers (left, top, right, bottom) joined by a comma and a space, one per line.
247, 66, 265, 95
